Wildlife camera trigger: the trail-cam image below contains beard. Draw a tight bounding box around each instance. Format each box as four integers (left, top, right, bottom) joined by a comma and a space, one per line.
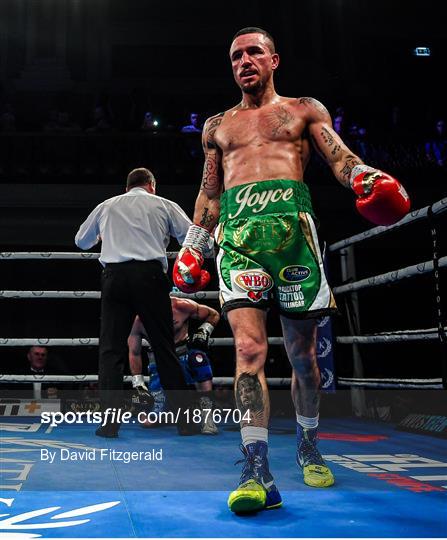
239, 76, 264, 95
242, 83, 261, 95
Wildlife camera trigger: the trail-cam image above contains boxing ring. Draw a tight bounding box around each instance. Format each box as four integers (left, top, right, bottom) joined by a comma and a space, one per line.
1, 197, 446, 538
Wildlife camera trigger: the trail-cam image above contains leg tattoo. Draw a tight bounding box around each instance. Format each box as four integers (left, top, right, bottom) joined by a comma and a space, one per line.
235, 373, 266, 427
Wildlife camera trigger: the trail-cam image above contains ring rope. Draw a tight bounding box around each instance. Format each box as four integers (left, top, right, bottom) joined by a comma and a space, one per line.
2, 255, 445, 300
0, 374, 441, 390
0, 374, 291, 387
0, 329, 444, 347
0, 251, 213, 260
340, 376, 442, 383
2, 197, 446, 262
0, 337, 285, 347
329, 197, 447, 252
1, 199, 446, 260
0, 290, 219, 300
337, 327, 447, 344
333, 256, 447, 295
338, 377, 443, 389
3, 247, 447, 302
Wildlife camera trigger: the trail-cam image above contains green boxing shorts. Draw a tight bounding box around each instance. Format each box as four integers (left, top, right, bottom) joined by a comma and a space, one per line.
215, 179, 337, 318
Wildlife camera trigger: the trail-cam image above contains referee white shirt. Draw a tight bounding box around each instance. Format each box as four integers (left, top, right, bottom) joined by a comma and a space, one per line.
75, 187, 192, 270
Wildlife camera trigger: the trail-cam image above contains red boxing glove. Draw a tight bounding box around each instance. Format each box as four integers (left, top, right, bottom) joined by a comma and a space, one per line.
350, 165, 410, 226
173, 247, 210, 293
173, 225, 212, 293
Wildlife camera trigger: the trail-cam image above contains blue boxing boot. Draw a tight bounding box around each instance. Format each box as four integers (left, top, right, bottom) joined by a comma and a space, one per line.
228, 441, 282, 513
296, 425, 334, 487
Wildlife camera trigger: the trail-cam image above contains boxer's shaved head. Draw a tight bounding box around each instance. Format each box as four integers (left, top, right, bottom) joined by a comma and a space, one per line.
232, 27, 276, 53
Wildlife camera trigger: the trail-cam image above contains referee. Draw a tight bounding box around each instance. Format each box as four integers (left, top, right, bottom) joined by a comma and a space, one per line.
75, 167, 199, 437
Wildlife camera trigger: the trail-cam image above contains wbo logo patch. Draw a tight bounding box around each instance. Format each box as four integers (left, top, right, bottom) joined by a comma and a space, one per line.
279, 265, 311, 283
234, 269, 273, 303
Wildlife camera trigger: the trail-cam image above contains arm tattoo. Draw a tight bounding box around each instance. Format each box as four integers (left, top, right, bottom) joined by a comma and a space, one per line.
235, 373, 265, 427
203, 112, 224, 151
271, 106, 293, 136
320, 126, 341, 156
200, 113, 224, 191
340, 154, 362, 184
199, 207, 214, 228
310, 135, 326, 160
298, 97, 330, 116
201, 152, 221, 190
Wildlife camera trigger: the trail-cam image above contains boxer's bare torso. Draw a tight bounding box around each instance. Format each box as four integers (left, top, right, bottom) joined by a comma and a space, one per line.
132, 298, 192, 344
211, 97, 316, 190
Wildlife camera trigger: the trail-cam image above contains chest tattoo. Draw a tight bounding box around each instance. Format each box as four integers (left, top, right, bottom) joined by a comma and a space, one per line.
270, 106, 294, 136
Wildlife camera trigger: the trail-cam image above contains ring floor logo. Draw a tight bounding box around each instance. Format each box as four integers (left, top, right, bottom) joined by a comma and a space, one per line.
323, 453, 447, 493
0, 421, 122, 538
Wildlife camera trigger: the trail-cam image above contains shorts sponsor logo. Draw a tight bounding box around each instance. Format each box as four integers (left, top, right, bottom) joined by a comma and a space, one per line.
234, 269, 273, 303
229, 184, 294, 219
279, 265, 311, 283
277, 284, 305, 309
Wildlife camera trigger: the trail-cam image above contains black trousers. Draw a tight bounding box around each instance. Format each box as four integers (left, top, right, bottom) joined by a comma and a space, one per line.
98, 260, 189, 419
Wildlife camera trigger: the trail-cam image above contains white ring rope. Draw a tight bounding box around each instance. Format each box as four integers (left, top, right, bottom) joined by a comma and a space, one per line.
0, 328, 444, 347
1, 200, 446, 260
1, 199, 445, 363
333, 256, 447, 295
329, 197, 447, 252
1, 374, 441, 389
0, 337, 285, 347
2, 255, 445, 299
0, 251, 212, 260
338, 377, 443, 389
337, 327, 447, 344
0, 374, 290, 387
0, 290, 219, 300
0, 197, 447, 260
2, 198, 446, 261
340, 376, 442, 383
3, 248, 447, 300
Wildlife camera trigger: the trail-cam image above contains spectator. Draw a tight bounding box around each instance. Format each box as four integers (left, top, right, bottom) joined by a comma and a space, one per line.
425, 119, 447, 167
181, 112, 202, 133
141, 111, 159, 131
127, 87, 153, 130
181, 112, 202, 159
27, 346, 48, 373
25, 346, 58, 399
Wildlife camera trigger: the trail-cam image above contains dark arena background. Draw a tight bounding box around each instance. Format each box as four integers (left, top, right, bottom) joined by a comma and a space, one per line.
0, 1, 446, 539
